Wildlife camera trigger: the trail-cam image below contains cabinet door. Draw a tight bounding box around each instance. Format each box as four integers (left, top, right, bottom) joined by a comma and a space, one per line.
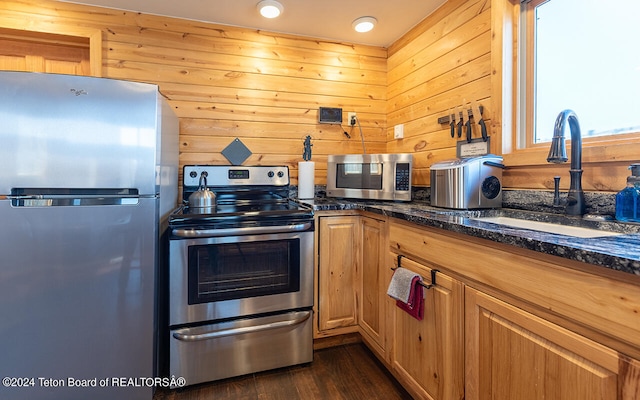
318, 216, 359, 331
465, 287, 621, 400
0, 33, 90, 75
359, 216, 387, 355
390, 254, 464, 400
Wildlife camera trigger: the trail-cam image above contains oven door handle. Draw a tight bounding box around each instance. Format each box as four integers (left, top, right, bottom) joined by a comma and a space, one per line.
172, 221, 313, 238
172, 311, 311, 342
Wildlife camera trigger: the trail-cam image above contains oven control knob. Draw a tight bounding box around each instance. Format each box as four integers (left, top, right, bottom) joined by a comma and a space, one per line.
277, 171, 284, 178
189, 171, 197, 178
268, 171, 275, 178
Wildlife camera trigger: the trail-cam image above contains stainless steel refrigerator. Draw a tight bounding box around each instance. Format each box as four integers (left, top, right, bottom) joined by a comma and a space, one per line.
0, 72, 178, 400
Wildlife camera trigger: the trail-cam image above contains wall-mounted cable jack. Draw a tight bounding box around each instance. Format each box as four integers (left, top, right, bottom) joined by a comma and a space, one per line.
345, 112, 366, 154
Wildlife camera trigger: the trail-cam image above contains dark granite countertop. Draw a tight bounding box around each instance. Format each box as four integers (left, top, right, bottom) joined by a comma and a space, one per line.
299, 197, 640, 277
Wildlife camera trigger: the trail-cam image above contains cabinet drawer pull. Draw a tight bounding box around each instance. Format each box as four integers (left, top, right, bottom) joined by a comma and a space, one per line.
172, 311, 311, 342
391, 254, 439, 289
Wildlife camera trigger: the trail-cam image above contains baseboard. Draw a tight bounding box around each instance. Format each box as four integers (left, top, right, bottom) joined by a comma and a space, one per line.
313, 332, 362, 350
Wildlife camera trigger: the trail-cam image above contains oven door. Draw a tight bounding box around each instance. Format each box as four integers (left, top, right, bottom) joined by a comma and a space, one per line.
169, 222, 314, 326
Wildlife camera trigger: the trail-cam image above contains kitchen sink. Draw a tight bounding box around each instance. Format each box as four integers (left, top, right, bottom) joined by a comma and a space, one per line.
470, 216, 623, 238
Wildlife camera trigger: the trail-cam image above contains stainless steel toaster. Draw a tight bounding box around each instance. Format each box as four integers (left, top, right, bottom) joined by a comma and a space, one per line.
430, 155, 504, 209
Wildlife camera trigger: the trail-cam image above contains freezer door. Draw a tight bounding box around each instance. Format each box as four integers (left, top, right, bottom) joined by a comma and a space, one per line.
0, 199, 157, 400
0, 72, 160, 194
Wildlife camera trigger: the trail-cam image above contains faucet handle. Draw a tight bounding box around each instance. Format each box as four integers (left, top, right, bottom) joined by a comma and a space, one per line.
553, 176, 563, 207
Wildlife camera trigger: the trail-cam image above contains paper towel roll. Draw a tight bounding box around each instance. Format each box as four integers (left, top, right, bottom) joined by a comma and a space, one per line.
298, 161, 315, 199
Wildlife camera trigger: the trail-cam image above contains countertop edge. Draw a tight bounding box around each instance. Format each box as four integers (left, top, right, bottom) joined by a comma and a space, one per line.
301, 199, 640, 277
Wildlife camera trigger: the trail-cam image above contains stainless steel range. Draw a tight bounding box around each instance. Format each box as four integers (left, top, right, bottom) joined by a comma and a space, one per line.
168, 165, 314, 387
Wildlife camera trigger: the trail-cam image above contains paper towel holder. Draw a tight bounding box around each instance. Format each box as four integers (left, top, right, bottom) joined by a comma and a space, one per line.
298, 135, 315, 199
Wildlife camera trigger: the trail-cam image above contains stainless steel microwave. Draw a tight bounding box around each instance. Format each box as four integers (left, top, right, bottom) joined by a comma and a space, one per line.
326, 153, 412, 201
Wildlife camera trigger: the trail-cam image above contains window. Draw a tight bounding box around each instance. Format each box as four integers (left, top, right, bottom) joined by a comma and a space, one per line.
519, 0, 640, 147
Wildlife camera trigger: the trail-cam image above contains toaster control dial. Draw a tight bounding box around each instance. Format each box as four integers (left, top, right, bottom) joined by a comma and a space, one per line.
481, 176, 501, 199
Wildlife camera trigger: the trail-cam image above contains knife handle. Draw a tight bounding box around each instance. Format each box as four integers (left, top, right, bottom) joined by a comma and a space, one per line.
457, 119, 463, 138
450, 119, 455, 138
466, 120, 472, 142
479, 119, 488, 141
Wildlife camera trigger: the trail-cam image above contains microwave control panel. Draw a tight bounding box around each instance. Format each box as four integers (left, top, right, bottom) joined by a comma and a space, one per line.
395, 163, 411, 191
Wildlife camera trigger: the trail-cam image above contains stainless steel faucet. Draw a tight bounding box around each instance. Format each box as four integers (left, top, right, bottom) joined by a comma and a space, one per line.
546, 109, 586, 215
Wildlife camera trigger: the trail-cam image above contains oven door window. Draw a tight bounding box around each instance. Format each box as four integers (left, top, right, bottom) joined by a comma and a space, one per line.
188, 239, 300, 304
336, 163, 383, 189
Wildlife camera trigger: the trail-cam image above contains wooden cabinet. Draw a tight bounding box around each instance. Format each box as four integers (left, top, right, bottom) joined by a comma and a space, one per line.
465, 287, 640, 400
358, 216, 388, 355
387, 253, 465, 400
389, 220, 640, 355
315, 213, 390, 355
316, 215, 640, 400
389, 218, 640, 400
0, 28, 101, 76
316, 215, 359, 335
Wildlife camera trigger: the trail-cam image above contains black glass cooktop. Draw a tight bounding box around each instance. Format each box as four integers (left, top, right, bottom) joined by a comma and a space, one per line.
169, 196, 313, 229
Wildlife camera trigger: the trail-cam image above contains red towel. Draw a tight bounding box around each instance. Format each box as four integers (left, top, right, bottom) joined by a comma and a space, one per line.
395, 275, 424, 320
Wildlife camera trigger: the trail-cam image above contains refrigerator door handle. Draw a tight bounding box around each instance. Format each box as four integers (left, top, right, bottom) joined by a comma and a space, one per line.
6, 194, 141, 199
7, 194, 141, 207
172, 311, 312, 342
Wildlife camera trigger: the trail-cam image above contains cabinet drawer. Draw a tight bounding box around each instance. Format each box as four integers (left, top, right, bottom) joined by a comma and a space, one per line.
170, 310, 313, 386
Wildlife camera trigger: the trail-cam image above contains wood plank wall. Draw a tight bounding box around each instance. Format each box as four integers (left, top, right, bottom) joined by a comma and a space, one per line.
0, 0, 387, 186
387, 0, 631, 191
386, 0, 492, 185
1, 0, 631, 191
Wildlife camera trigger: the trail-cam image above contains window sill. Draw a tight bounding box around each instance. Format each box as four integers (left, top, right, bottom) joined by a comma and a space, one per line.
504, 138, 640, 167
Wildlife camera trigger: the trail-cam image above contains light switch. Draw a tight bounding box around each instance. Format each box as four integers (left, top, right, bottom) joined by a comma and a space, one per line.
394, 124, 404, 139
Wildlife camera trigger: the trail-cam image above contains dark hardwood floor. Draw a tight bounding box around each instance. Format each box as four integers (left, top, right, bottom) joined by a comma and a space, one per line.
154, 343, 412, 400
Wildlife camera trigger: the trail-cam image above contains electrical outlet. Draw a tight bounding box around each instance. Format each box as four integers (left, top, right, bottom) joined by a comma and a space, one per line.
394, 124, 404, 139
348, 112, 357, 126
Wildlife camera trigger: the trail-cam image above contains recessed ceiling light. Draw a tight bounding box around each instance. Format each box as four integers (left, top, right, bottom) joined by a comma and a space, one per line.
257, 0, 283, 19
352, 16, 377, 33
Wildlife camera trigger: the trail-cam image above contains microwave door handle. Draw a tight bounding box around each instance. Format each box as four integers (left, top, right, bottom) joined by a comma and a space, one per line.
172, 311, 311, 342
